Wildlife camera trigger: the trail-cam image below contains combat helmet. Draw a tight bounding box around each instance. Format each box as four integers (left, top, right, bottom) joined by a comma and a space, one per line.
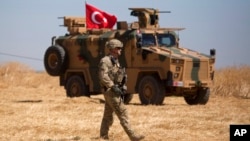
106, 39, 123, 49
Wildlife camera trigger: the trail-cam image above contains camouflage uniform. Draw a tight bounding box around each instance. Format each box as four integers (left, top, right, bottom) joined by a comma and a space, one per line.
99, 39, 144, 141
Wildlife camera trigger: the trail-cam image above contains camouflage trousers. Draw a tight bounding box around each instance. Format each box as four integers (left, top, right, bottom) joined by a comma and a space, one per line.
100, 88, 136, 140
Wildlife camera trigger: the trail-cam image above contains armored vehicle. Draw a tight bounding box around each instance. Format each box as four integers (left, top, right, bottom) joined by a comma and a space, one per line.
44, 8, 216, 105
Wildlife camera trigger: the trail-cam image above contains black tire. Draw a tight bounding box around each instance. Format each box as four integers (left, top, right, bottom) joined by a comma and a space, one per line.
138, 76, 165, 105
184, 88, 210, 105
66, 75, 90, 97
121, 93, 133, 105
44, 46, 66, 76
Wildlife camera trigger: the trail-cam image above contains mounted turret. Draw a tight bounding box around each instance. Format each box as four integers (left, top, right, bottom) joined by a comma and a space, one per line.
129, 8, 170, 29
60, 16, 87, 35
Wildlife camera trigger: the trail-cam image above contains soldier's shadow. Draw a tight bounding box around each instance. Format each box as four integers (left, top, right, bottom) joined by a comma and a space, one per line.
128, 102, 166, 106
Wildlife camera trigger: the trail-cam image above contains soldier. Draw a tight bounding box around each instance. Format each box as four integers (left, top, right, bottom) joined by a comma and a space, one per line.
98, 39, 145, 141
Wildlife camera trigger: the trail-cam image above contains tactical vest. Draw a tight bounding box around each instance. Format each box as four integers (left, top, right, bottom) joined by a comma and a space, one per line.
109, 56, 126, 85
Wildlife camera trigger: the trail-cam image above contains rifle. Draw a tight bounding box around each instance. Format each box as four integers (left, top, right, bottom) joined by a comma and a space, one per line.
115, 67, 128, 102
116, 67, 127, 95
110, 57, 127, 97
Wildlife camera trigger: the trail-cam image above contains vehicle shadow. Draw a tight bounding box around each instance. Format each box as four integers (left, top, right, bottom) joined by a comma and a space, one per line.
13, 100, 43, 103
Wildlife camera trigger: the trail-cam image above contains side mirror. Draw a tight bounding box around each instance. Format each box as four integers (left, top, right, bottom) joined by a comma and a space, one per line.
210, 49, 216, 57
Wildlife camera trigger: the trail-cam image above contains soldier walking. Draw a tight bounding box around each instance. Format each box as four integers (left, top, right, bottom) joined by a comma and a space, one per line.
98, 39, 145, 141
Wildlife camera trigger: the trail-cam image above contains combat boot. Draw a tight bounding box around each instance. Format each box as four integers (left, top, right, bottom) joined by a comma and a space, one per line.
100, 135, 109, 140
130, 134, 145, 141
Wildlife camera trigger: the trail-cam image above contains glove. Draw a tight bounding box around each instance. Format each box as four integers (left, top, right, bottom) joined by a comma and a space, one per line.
111, 85, 123, 95
121, 85, 127, 93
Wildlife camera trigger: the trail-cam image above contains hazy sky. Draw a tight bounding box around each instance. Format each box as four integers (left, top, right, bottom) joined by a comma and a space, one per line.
0, 0, 249, 70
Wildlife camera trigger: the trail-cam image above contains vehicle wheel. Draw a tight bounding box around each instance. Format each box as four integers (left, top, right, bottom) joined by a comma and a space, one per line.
66, 75, 90, 97
44, 46, 66, 76
121, 93, 133, 105
138, 76, 165, 105
184, 88, 210, 105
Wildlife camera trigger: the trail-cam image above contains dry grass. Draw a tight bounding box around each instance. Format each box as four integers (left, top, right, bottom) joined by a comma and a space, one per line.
0, 62, 250, 141
212, 65, 250, 98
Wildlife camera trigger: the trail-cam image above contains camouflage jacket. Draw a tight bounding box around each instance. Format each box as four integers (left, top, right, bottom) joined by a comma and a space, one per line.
98, 55, 122, 89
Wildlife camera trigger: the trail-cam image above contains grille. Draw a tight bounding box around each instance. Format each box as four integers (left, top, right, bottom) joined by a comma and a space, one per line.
184, 61, 208, 81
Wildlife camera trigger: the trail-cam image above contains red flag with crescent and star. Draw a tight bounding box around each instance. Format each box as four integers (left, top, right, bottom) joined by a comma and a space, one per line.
86, 3, 117, 29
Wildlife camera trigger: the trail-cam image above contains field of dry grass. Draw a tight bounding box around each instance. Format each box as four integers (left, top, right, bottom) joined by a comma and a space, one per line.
0, 62, 249, 141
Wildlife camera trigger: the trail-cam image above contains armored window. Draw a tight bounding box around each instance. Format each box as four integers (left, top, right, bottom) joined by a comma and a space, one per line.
157, 33, 176, 47
141, 34, 156, 47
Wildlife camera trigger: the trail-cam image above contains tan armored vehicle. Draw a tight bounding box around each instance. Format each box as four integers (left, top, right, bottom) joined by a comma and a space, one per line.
44, 8, 216, 105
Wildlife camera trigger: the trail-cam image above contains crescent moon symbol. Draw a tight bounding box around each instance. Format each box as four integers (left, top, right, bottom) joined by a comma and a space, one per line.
103, 18, 107, 23
91, 11, 102, 24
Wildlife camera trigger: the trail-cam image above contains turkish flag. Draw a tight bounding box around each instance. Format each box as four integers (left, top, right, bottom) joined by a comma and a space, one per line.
86, 3, 117, 29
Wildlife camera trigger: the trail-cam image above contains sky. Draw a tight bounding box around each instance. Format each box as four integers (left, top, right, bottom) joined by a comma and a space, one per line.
0, 0, 250, 71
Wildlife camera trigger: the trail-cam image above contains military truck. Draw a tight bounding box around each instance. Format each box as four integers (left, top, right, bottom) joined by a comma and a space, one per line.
44, 8, 216, 105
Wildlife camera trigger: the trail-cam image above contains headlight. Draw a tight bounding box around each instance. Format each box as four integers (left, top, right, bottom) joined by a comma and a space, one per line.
171, 59, 184, 64
209, 58, 215, 64
174, 73, 179, 78
176, 66, 181, 72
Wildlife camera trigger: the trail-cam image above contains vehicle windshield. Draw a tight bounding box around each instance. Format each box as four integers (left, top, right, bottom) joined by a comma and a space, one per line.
141, 33, 176, 47
141, 34, 156, 47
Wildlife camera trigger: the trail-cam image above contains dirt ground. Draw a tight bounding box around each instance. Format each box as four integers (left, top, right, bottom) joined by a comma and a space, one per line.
0, 63, 249, 141
0, 86, 249, 141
